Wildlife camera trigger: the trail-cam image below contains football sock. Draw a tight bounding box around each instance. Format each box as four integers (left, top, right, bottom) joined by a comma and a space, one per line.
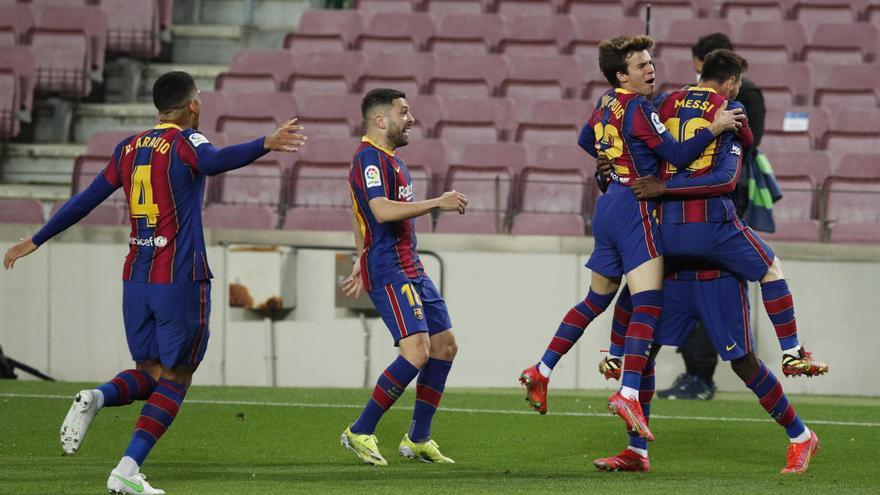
621, 290, 662, 392
744, 361, 807, 440
609, 286, 632, 359
761, 280, 800, 351
782, 345, 802, 357
352, 356, 420, 435
537, 362, 552, 378
115, 456, 139, 476
628, 361, 655, 453
96, 369, 156, 408
124, 378, 187, 465
540, 289, 615, 369
408, 358, 453, 443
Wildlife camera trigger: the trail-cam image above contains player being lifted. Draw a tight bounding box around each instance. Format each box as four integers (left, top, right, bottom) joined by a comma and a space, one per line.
3, 71, 307, 495
341, 88, 467, 466
519, 35, 743, 440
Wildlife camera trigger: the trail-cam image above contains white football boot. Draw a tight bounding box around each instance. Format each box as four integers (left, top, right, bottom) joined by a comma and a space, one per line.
107, 470, 166, 495
60, 389, 99, 454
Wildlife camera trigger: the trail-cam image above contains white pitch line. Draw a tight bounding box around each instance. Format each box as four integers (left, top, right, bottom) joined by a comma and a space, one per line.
2, 392, 877, 428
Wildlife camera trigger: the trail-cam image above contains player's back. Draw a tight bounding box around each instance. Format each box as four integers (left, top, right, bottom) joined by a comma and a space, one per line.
109, 124, 211, 284
656, 88, 732, 179
349, 138, 424, 291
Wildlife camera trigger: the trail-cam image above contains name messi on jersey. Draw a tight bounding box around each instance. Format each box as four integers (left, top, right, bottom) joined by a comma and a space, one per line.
123, 136, 171, 156
674, 99, 716, 113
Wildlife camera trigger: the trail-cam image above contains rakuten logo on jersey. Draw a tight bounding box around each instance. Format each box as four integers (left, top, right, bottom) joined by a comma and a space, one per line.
398, 183, 413, 202
129, 236, 168, 248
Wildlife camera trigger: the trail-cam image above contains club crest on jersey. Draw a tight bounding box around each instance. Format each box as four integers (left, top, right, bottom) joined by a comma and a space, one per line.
650, 112, 667, 134
413, 307, 424, 320
364, 165, 382, 188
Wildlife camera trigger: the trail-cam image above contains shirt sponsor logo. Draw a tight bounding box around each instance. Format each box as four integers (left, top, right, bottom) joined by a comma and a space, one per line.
650, 112, 667, 134
364, 165, 382, 188
731, 144, 742, 156
398, 183, 413, 202
188, 133, 210, 148
129, 236, 169, 247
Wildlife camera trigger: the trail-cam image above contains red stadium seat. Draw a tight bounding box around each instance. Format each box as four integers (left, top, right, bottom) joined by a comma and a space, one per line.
433, 212, 499, 234
719, 0, 786, 23
823, 178, 880, 243
48, 200, 127, 226
515, 99, 591, 145
434, 97, 516, 144
71, 154, 127, 204
37, 6, 106, 76
489, 0, 562, 15
86, 131, 135, 155
27, 29, 92, 98
0, 198, 44, 224
510, 213, 586, 236
517, 168, 587, 214
653, 19, 733, 62
427, 53, 506, 98
404, 94, 442, 140
821, 108, 880, 169
569, 16, 645, 68
656, 59, 697, 94
203, 204, 279, 230
287, 51, 366, 96
812, 63, 880, 108
0, 4, 34, 45
215, 73, 280, 93
790, 0, 864, 32
427, 14, 503, 54
501, 55, 581, 101
746, 63, 812, 107
533, 144, 599, 215
100, 0, 161, 58
398, 138, 446, 198
769, 150, 832, 185
761, 106, 828, 153
289, 162, 352, 209
359, 52, 435, 97
281, 207, 352, 231
0, 69, 18, 138
803, 23, 878, 64
561, 0, 628, 17
459, 142, 530, 175
210, 159, 284, 207
355, 12, 435, 53
227, 49, 293, 91
292, 93, 362, 138
0, 46, 34, 118
216, 92, 296, 140
734, 21, 806, 63
293, 136, 361, 169
760, 176, 822, 242
422, 0, 489, 15
630, 0, 712, 27
352, 0, 419, 15
284, 9, 363, 52
497, 15, 574, 57
835, 154, 880, 180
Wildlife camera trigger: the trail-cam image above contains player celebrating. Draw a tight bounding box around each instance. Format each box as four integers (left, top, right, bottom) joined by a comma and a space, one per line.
3, 71, 306, 494
519, 36, 742, 440
341, 88, 467, 466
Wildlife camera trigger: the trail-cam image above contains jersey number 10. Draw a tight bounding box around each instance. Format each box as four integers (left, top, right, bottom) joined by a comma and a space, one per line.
663, 117, 717, 174
130, 165, 160, 227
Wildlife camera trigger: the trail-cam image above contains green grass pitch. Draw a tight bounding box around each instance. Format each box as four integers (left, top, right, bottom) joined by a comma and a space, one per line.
1, 380, 877, 494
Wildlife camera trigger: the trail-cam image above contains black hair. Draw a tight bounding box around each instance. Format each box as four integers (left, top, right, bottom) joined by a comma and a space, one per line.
700, 49, 748, 84
152, 71, 197, 113
598, 35, 654, 88
361, 88, 406, 119
692, 32, 734, 61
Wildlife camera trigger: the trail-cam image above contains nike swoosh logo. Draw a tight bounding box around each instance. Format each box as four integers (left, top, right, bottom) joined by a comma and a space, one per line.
394, 167, 400, 172
114, 475, 144, 493
726, 343, 737, 351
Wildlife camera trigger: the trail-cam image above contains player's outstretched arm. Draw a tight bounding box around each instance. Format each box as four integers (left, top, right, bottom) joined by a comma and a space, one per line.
192, 119, 307, 176
3, 238, 38, 270
368, 190, 468, 224
263, 118, 308, 153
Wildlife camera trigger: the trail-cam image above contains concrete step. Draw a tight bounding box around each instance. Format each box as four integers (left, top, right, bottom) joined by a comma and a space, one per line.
1, 143, 85, 185
0, 182, 70, 202
175, 0, 314, 30
72, 103, 157, 144
171, 24, 245, 65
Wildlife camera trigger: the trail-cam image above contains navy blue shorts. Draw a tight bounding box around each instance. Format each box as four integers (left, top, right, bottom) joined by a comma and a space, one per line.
655, 275, 753, 361
368, 274, 452, 346
587, 184, 663, 277
660, 218, 776, 282
122, 280, 211, 369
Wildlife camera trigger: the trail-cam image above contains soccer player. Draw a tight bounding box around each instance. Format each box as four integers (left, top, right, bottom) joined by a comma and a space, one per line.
3, 71, 306, 494
621, 49, 827, 378
519, 35, 743, 439
593, 264, 819, 475
341, 88, 467, 466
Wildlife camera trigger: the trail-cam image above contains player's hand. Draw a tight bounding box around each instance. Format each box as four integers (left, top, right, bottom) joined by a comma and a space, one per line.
3, 237, 38, 270
341, 257, 363, 298
709, 100, 744, 136
438, 190, 468, 214
631, 176, 667, 200
596, 152, 614, 181
264, 118, 308, 152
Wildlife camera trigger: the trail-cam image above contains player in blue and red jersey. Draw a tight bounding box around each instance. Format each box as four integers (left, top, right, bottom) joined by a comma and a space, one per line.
3, 71, 306, 494
594, 261, 819, 475
626, 49, 827, 378
340, 88, 468, 466
519, 35, 743, 439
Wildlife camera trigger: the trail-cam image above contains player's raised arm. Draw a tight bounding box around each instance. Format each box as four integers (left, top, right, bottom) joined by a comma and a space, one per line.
183, 119, 307, 176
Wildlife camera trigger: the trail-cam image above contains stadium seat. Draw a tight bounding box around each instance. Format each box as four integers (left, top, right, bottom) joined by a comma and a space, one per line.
426, 14, 503, 54
354, 12, 435, 53
226, 49, 294, 91
718, 0, 786, 23
398, 138, 447, 198
27, 28, 92, 98
0, 46, 34, 119
210, 159, 284, 207
0, 198, 44, 224
510, 212, 586, 236
579, 54, 620, 102
287, 51, 366, 96
533, 143, 599, 215
293, 136, 361, 169
0, 4, 34, 45
803, 23, 878, 64
501, 55, 581, 101
746, 62, 812, 106
281, 207, 352, 231
442, 143, 524, 226
821, 108, 880, 168
215, 72, 281, 93
426, 53, 505, 98
733, 21, 806, 63
433, 212, 499, 234
760, 176, 822, 242
216, 91, 296, 139
459, 142, 530, 175
790, 0, 864, 32
656, 59, 697, 94
569, 16, 645, 66
289, 162, 352, 209
823, 178, 880, 243
434, 97, 516, 144
497, 15, 574, 57
769, 150, 832, 185
100, 0, 161, 58
292, 93, 362, 138
515, 99, 591, 145
71, 154, 127, 204
48, 200, 127, 226
0, 69, 18, 138
761, 106, 828, 153
359, 52, 434, 97
404, 94, 442, 140
37, 6, 106, 77
629, 0, 712, 26
422, 0, 490, 15
653, 19, 733, 62
835, 154, 880, 180
203, 203, 279, 230
517, 167, 587, 215
284, 8, 363, 52
812, 63, 880, 107
489, 0, 562, 15
352, 0, 419, 15
560, 0, 628, 18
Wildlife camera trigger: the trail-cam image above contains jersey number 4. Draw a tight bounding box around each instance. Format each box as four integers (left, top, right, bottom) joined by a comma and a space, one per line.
130, 165, 160, 227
